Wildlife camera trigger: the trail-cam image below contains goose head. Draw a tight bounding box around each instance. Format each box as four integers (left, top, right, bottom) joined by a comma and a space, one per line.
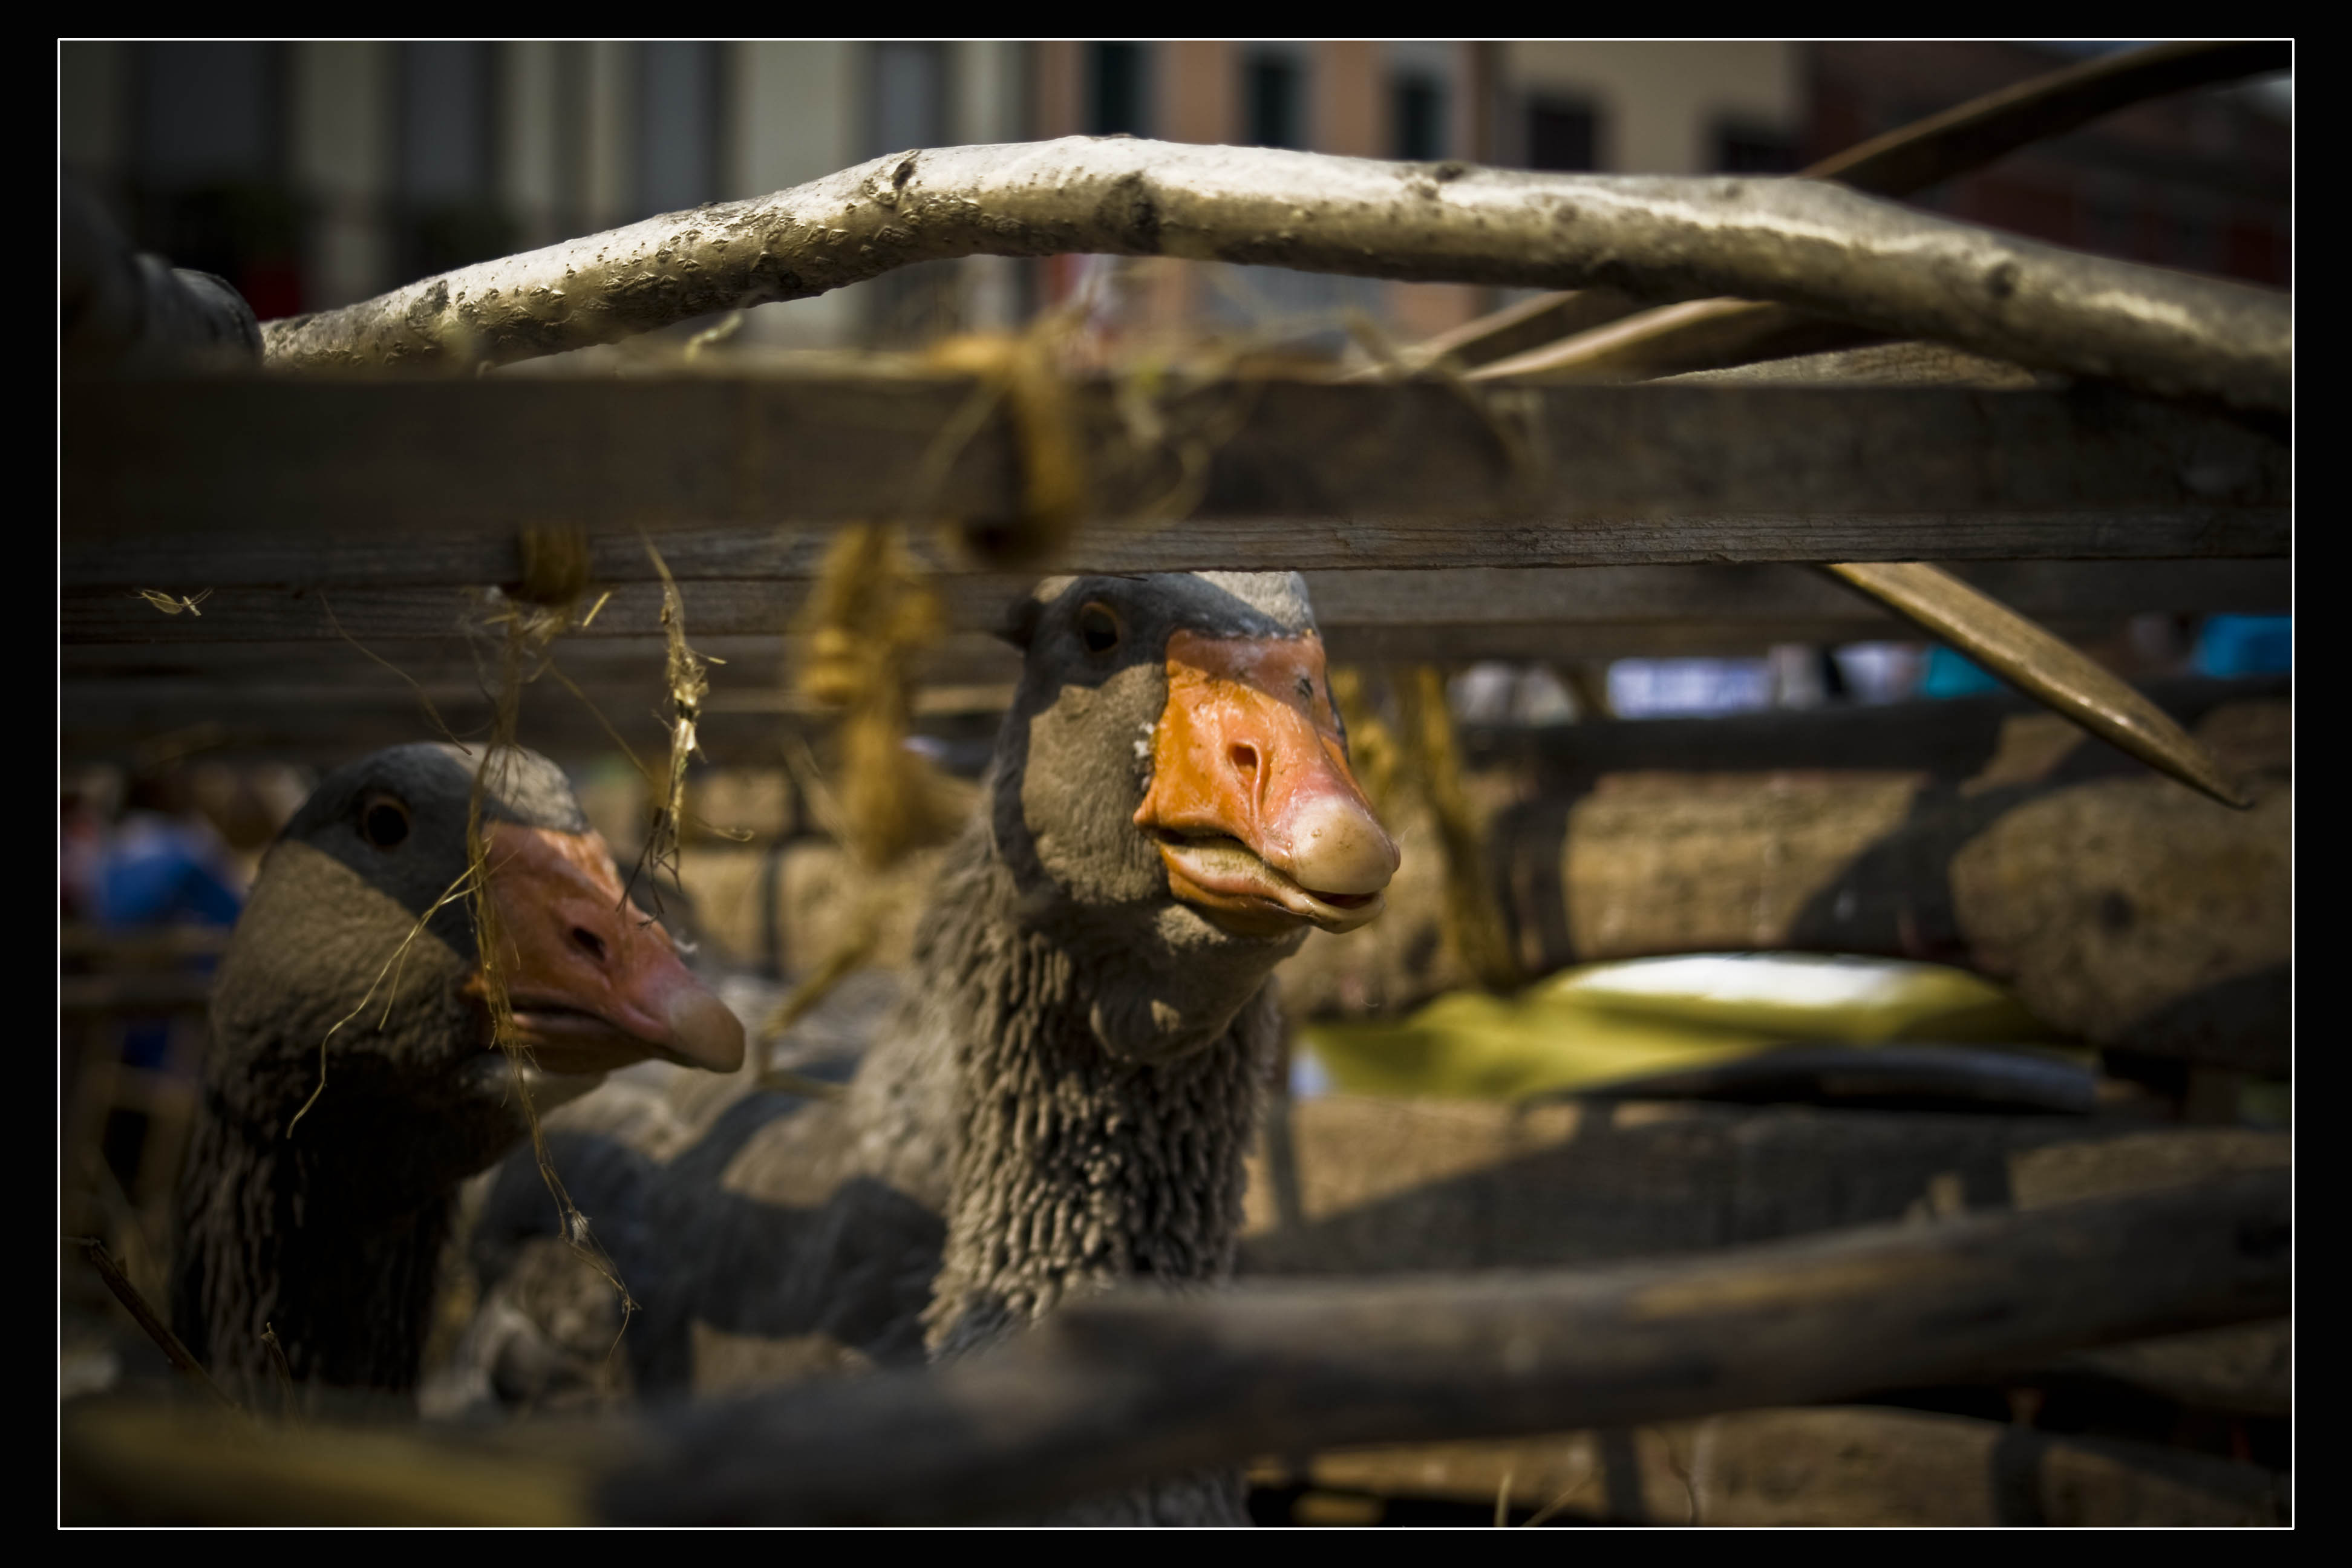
205, 743, 742, 1177
991, 573, 1397, 1059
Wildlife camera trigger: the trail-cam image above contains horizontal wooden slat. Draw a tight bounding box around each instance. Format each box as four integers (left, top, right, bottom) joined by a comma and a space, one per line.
62, 559, 2288, 647
1263, 1408, 2287, 1525
58, 557, 2288, 759
1243, 1099, 2292, 1276
64, 377, 2286, 565
62, 1172, 2291, 1524
1307, 560, 2288, 624
52, 704, 998, 771
42, 615, 2231, 729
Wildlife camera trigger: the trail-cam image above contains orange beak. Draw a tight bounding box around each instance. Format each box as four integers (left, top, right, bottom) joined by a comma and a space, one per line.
470, 821, 746, 1074
1135, 630, 1399, 937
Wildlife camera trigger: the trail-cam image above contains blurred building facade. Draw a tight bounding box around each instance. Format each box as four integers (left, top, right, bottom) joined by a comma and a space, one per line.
1806, 42, 2290, 286
59, 40, 2288, 349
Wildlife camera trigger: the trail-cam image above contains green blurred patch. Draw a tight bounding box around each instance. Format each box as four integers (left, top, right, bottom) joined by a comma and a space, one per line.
1302, 953, 2069, 1101
2239, 1078, 2290, 1128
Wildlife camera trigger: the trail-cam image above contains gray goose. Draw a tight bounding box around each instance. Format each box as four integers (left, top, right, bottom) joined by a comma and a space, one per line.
473, 572, 1397, 1521
171, 743, 743, 1406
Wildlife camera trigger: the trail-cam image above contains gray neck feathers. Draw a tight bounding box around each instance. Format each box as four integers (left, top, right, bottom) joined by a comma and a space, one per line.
917, 828, 1275, 1357
174, 1102, 454, 1400
173, 849, 515, 1400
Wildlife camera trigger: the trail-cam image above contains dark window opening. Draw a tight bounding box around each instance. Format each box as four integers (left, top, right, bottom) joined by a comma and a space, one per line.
396, 41, 511, 284
129, 41, 305, 318
639, 41, 725, 216
1246, 53, 1304, 149
871, 40, 949, 152
1527, 97, 1598, 171
1713, 120, 1798, 174
1088, 41, 1149, 137
1393, 72, 1445, 162
867, 41, 957, 347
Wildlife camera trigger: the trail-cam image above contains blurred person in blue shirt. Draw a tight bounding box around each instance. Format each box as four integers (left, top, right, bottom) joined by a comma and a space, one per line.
79, 769, 245, 1076
94, 773, 244, 929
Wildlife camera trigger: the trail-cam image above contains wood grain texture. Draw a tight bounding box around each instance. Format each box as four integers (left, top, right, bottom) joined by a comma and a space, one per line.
62, 559, 2288, 651
1276, 1405, 2286, 1524
593, 1169, 2285, 1524
64, 378, 2286, 550
1413, 42, 2291, 379
65, 1170, 2288, 1526
1239, 1098, 2288, 1277
247, 137, 2288, 408
1826, 559, 2250, 806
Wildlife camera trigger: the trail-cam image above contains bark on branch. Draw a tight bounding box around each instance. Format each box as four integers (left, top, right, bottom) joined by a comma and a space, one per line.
600, 1169, 2285, 1524
1423, 39, 2290, 378
261, 139, 2288, 413
61, 1171, 2285, 1524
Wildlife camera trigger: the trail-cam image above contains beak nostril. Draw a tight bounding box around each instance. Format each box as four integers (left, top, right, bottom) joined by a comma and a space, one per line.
1229, 743, 1259, 776
570, 927, 607, 965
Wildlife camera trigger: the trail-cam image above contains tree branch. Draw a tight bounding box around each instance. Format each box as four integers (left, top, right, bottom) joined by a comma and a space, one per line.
603, 1169, 2285, 1524
1418, 39, 2291, 376
260, 139, 2288, 413
62, 1171, 2285, 1524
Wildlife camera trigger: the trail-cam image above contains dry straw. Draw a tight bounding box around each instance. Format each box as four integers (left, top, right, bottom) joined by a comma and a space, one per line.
132, 587, 213, 616
756, 523, 966, 1062
468, 523, 643, 1345
293, 524, 648, 1350
1333, 665, 1523, 993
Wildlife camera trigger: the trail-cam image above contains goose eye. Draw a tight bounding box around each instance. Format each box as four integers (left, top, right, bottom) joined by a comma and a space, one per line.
359, 794, 411, 851
1077, 601, 1123, 655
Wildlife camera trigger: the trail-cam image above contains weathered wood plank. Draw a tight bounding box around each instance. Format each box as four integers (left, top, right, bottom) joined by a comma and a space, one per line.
64, 378, 2287, 558
1236, 1105, 2295, 1491
50, 687, 1009, 770
62, 1170, 2290, 1525
61, 559, 2289, 647
1239, 1097, 2290, 1277
596, 1169, 2288, 1524
1271, 1406, 2287, 1525
1307, 560, 2289, 626
67, 539, 2296, 614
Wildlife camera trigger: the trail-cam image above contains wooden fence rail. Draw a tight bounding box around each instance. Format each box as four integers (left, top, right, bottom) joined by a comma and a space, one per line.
62, 1169, 2286, 1525
64, 379, 2285, 557
64, 558, 2290, 661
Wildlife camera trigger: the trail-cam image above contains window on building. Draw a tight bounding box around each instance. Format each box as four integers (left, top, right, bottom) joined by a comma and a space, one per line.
1245, 52, 1305, 149
129, 42, 305, 317
1088, 41, 1149, 137
397, 41, 509, 283
872, 40, 948, 151
1713, 120, 1798, 174
136, 41, 278, 187
640, 41, 724, 215
1392, 71, 1446, 161
867, 42, 956, 345
1526, 97, 1598, 171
